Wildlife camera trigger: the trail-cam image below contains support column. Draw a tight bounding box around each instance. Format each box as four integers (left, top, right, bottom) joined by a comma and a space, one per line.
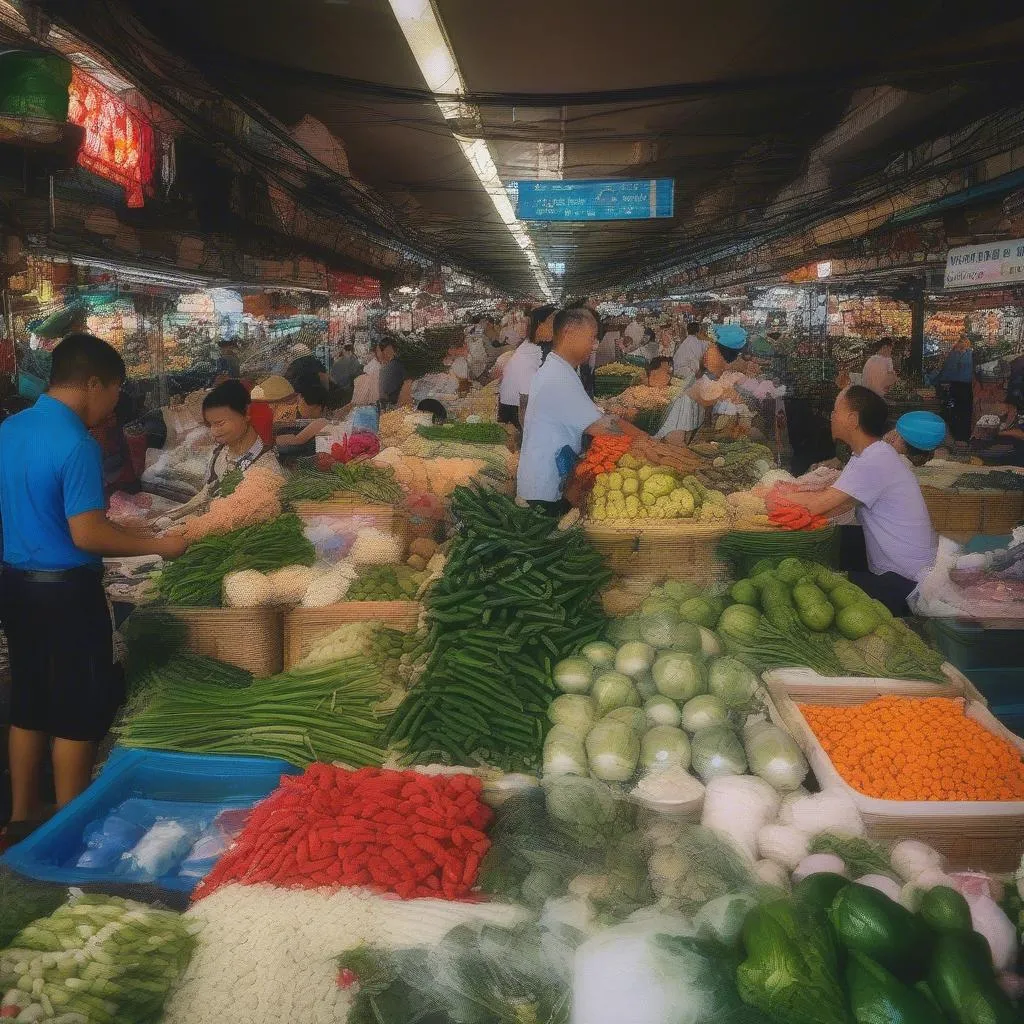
908, 282, 925, 379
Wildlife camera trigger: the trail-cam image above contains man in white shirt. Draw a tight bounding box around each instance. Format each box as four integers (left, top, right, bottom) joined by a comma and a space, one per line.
788, 384, 937, 614
862, 337, 897, 397
498, 315, 524, 350
673, 321, 707, 380
624, 318, 645, 349
517, 307, 632, 510
498, 304, 555, 429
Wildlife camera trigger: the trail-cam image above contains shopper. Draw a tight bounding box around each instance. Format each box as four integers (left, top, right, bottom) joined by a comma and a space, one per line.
214, 337, 242, 381
377, 338, 407, 409
862, 337, 897, 397
672, 321, 707, 380
787, 385, 937, 614
157, 380, 283, 528
517, 307, 637, 512
0, 334, 189, 827
884, 409, 948, 466
275, 381, 331, 458
329, 343, 362, 402
937, 337, 975, 442
284, 342, 328, 391
498, 304, 555, 429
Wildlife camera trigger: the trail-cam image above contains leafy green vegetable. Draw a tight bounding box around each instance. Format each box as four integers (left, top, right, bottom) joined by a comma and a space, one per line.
793, 872, 849, 913
846, 950, 937, 1024
809, 833, 895, 880
735, 898, 850, 1024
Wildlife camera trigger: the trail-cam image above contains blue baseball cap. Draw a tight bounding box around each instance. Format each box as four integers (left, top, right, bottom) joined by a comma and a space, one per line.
896, 410, 946, 451
710, 323, 748, 350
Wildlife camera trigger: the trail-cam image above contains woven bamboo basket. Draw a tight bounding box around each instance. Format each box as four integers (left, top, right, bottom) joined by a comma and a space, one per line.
767, 681, 1024, 871
283, 600, 421, 668
292, 498, 408, 538
584, 520, 732, 585
979, 491, 1024, 534
167, 607, 283, 677
921, 485, 984, 538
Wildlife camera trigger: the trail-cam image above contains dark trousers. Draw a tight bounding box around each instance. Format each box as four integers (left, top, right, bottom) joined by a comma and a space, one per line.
497, 402, 521, 430
838, 525, 916, 617
941, 381, 973, 442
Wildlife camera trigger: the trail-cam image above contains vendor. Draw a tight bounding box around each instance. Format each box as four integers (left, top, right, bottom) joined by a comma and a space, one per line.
498, 303, 555, 430
787, 385, 937, 615
275, 382, 332, 459
517, 307, 641, 514
655, 323, 748, 441
672, 321, 707, 380
862, 338, 897, 397
157, 380, 282, 527
884, 410, 948, 466
645, 355, 674, 389
250, 374, 299, 422
936, 337, 976, 443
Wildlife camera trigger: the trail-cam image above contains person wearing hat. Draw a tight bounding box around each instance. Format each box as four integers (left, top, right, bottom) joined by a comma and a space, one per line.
786, 385, 937, 615
884, 410, 948, 466
250, 374, 299, 422
284, 341, 328, 392
655, 323, 748, 442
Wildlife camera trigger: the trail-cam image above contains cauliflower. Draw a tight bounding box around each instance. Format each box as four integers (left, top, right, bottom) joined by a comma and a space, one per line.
223, 570, 272, 608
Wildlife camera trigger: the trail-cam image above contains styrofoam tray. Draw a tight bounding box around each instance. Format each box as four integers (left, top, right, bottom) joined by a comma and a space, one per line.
766, 682, 1024, 871
762, 662, 985, 704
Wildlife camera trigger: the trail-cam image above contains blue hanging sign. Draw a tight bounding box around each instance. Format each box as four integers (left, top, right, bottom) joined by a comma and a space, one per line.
514, 178, 674, 221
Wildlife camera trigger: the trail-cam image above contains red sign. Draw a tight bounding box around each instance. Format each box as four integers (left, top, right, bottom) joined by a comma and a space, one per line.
67, 67, 156, 208
328, 271, 381, 300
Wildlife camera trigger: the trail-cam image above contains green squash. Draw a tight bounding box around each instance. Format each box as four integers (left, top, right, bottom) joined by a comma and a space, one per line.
918, 885, 973, 934
793, 872, 849, 913
846, 951, 940, 1024
927, 930, 1019, 1024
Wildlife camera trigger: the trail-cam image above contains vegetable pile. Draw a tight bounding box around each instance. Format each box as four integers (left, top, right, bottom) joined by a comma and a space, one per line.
0, 894, 195, 1024
414, 422, 507, 444
716, 556, 946, 681
117, 656, 389, 768
347, 564, 427, 602
800, 696, 1024, 801
372, 448, 491, 497
177, 465, 284, 543
157, 514, 315, 607
576, 434, 633, 480
384, 486, 609, 771
195, 765, 491, 901
281, 462, 403, 505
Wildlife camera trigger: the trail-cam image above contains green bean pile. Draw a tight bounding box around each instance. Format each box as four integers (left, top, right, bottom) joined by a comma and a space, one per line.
282, 463, 403, 505
415, 422, 508, 444
157, 514, 315, 606
117, 657, 388, 768
384, 486, 610, 771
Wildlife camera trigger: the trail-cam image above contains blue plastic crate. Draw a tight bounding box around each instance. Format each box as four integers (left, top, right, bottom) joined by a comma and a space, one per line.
926, 618, 1024, 671
2, 748, 298, 892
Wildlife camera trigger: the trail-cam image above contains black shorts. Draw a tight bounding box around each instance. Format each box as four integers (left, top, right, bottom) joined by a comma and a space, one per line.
1, 567, 125, 742
497, 402, 521, 430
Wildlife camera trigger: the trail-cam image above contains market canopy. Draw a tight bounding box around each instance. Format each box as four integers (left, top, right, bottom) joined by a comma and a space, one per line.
40, 1, 1024, 296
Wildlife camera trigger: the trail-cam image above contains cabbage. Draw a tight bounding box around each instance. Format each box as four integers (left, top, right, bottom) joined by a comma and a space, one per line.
585, 719, 641, 782
644, 696, 682, 728
707, 656, 761, 712
553, 656, 593, 694
668, 621, 703, 654
591, 671, 640, 716
634, 670, 659, 700
651, 651, 707, 702
581, 641, 617, 669
606, 616, 642, 645
690, 725, 747, 783
548, 693, 596, 737
639, 610, 681, 648
614, 641, 656, 678
662, 580, 701, 603
543, 725, 589, 776
697, 626, 721, 655
640, 726, 691, 770
640, 596, 677, 616
717, 604, 761, 642
678, 596, 719, 628
605, 706, 647, 732
680, 694, 728, 733
743, 720, 809, 792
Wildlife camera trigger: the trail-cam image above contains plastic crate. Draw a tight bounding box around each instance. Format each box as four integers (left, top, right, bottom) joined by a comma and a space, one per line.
926, 619, 1024, 671
991, 704, 1024, 740
959, 667, 1024, 710
2, 748, 298, 892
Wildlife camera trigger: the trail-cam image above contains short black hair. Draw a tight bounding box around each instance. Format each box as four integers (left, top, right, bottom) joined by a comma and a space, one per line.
553, 306, 597, 339
648, 356, 673, 375
297, 382, 328, 407
715, 343, 742, 364
527, 304, 557, 343
686, 321, 701, 334
49, 333, 125, 387
874, 337, 894, 353
203, 379, 250, 416
842, 384, 888, 437
416, 398, 448, 424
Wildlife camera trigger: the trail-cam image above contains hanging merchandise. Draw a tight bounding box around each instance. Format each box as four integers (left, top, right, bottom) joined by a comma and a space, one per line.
67, 66, 156, 208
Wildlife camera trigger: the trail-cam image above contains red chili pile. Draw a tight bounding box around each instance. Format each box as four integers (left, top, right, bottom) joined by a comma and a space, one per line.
195, 764, 492, 901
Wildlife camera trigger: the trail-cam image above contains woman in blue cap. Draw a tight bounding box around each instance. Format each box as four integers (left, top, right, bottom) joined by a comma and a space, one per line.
655, 323, 749, 442
885, 410, 948, 466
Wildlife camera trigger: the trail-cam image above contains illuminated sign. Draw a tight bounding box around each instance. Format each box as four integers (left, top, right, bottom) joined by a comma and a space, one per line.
515, 179, 674, 221
67, 67, 155, 208
944, 239, 1024, 289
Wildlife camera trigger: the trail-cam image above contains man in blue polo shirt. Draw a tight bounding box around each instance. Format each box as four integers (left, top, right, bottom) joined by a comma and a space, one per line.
0, 333, 188, 828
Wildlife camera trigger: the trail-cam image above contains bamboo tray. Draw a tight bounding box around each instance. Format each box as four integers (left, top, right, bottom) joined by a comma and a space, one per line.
767, 681, 1024, 871
283, 600, 421, 668
166, 607, 283, 677
584, 520, 732, 585
292, 498, 408, 534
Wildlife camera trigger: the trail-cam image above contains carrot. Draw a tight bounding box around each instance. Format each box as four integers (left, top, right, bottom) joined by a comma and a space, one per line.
799, 696, 1024, 801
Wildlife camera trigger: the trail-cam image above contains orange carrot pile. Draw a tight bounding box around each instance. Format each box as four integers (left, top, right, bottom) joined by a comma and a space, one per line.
799, 695, 1024, 801
765, 495, 829, 531
577, 434, 633, 478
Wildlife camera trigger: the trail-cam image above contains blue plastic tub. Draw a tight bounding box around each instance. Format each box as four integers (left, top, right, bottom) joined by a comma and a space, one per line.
926, 618, 1024, 671
2, 748, 298, 892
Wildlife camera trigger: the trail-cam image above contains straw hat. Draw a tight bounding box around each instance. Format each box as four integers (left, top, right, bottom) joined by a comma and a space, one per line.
250, 375, 295, 401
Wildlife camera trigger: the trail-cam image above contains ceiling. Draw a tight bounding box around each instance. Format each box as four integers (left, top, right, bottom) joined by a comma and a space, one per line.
43, 0, 1024, 295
